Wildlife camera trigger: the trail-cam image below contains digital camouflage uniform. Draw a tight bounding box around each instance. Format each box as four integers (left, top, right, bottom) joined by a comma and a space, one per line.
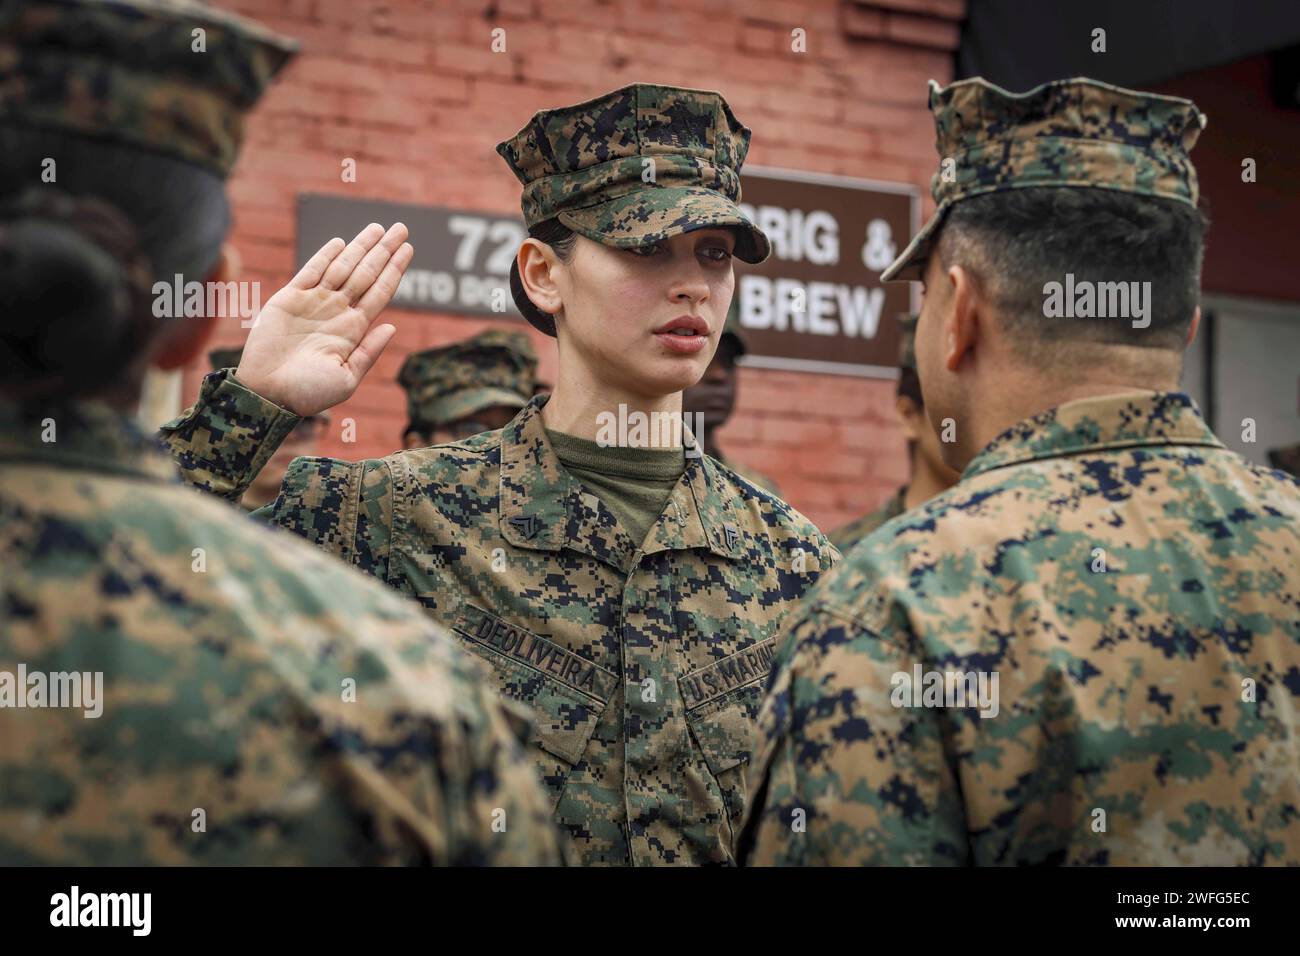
211, 345, 330, 442
740, 78, 1300, 866
713, 305, 783, 497
398, 328, 538, 436
0, 0, 562, 867
162, 85, 838, 865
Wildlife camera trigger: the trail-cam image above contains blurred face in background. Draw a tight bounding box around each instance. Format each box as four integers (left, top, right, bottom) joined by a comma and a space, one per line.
403, 403, 522, 449
896, 391, 962, 486
681, 336, 739, 434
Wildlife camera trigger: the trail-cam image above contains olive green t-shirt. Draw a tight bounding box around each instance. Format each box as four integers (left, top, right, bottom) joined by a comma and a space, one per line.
547, 429, 686, 549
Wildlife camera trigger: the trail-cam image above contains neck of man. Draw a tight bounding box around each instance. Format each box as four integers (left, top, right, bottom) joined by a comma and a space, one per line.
954, 345, 1185, 471
541, 359, 684, 447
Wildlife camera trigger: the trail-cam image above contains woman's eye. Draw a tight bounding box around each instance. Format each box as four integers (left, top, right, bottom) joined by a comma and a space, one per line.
701, 246, 732, 262
627, 243, 662, 257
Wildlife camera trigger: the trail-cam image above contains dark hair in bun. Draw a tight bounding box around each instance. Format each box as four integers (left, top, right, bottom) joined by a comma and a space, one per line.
0, 189, 155, 398
0, 127, 231, 400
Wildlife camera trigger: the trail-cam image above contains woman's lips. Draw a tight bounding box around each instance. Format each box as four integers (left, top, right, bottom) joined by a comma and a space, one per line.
654, 331, 710, 354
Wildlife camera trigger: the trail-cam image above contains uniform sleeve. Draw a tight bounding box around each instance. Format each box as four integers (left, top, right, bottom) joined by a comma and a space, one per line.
252, 454, 396, 583
737, 602, 966, 866
159, 369, 396, 581
158, 369, 301, 502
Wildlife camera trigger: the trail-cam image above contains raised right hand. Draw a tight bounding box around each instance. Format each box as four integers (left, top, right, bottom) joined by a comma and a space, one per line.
235, 222, 413, 417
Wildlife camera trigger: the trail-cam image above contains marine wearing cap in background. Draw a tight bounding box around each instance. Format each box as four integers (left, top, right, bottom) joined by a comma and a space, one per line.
828, 314, 959, 552
1, 0, 562, 866
397, 328, 540, 447
742, 77, 1300, 866
681, 300, 782, 495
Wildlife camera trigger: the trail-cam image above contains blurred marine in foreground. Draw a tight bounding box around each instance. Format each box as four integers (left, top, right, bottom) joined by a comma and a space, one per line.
0, 0, 561, 865
740, 77, 1300, 866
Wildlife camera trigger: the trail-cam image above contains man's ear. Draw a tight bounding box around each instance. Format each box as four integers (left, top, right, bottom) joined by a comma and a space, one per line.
518, 238, 562, 316
895, 394, 922, 441
944, 263, 980, 373
151, 243, 240, 371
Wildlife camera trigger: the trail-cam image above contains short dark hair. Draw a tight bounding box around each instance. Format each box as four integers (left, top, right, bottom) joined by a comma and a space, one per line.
897, 366, 922, 406
936, 187, 1209, 353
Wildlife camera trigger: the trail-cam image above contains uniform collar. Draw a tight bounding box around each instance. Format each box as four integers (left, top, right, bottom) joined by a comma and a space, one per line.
963, 390, 1223, 482
0, 398, 176, 482
498, 396, 746, 570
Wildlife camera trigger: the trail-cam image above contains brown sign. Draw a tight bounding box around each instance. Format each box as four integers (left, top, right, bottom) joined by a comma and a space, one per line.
734, 167, 919, 378
296, 194, 527, 320
296, 168, 918, 377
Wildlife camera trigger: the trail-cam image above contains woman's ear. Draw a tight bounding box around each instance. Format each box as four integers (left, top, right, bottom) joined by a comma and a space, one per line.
518, 238, 562, 315
151, 243, 239, 371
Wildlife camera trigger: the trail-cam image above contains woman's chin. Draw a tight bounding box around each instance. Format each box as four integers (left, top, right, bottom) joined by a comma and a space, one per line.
645, 353, 710, 393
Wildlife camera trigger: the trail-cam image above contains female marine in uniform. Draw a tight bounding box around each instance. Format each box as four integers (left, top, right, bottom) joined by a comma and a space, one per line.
167, 84, 838, 865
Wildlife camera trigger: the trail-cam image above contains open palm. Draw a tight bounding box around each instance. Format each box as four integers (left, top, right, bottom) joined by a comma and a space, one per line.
236, 222, 413, 417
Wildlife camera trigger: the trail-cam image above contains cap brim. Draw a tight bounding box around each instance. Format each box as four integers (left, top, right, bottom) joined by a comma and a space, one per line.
879, 207, 946, 282
434, 388, 529, 424
558, 187, 771, 264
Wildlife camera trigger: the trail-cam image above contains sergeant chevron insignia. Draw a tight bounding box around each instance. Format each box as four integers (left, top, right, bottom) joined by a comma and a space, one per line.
510, 514, 542, 540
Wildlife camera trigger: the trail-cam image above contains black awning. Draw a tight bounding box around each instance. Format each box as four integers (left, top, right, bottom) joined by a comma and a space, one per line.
957, 0, 1300, 89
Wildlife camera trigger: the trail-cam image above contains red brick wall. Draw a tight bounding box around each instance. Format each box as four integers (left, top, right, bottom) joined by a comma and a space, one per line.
197, 0, 963, 534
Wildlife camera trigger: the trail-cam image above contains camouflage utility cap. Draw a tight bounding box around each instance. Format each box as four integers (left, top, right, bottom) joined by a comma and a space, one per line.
0, 0, 298, 177
882, 76, 1207, 281
498, 83, 770, 335
398, 328, 538, 428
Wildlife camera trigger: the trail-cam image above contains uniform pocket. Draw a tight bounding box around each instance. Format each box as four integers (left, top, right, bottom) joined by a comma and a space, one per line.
452, 604, 615, 783
679, 637, 775, 822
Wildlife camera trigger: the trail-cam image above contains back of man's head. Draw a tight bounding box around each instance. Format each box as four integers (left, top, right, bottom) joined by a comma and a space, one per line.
937, 187, 1207, 365
884, 77, 1209, 469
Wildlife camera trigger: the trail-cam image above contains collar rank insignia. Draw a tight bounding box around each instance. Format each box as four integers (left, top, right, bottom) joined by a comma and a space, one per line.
510, 514, 542, 540
724, 524, 741, 550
